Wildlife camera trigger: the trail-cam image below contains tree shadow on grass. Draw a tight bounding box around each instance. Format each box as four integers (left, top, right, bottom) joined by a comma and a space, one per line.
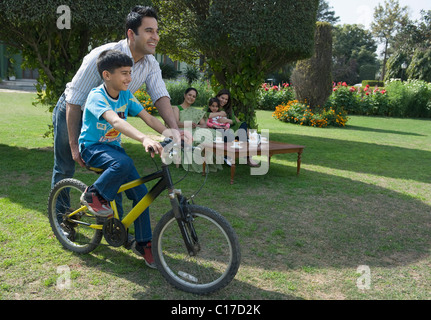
268, 132, 431, 184
2, 143, 431, 298
345, 125, 427, 137
230, 162, 431, 273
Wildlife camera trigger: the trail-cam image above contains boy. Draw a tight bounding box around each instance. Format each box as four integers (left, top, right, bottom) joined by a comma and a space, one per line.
78, 49, 167, 268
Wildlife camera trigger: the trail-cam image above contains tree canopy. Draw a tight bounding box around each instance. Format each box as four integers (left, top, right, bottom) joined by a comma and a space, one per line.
332, 24, 378, 84
154, 0, 319, 127
371, 0, 409, 80
0, 0, 148, 110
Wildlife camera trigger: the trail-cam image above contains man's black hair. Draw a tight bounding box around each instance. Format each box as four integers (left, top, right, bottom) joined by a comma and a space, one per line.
97, 50, 133, 79
125, 6, 158, 38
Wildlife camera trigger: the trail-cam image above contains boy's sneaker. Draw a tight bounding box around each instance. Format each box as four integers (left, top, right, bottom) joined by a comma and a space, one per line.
80, 187, 113, 218
132, 241, 157, 269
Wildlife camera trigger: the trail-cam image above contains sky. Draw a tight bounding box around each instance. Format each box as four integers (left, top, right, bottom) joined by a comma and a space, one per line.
327, 0, 431, 29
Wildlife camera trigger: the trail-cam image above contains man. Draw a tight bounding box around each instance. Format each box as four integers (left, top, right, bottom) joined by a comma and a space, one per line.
51, 6, 180, 188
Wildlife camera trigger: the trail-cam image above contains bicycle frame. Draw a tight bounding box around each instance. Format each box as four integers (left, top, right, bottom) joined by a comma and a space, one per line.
64, 164, 181, 230
113, 164, 176, 230
64, 163, 196, 251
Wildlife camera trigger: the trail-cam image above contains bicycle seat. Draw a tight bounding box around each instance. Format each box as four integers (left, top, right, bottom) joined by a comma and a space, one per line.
86, 165, 104, 174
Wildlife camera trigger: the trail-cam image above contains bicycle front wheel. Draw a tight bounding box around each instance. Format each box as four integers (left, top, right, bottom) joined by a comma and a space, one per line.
153, 205, 241, 294
48, 178, 102, 254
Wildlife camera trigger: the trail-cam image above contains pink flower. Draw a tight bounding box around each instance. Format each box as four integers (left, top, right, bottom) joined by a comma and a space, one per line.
342, 82, 348, 87
350, 86, 356, 92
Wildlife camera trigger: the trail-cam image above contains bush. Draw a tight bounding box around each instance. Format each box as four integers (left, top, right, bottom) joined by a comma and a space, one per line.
273, 100, 348, 128
362, 80, 384, 87
159, 63, 181, 79
256, 83, 295, 110
328, 82, 390, 116
403, 80, 431, 118
134, 89, 157, 115
291, 22, 333, 109
165, 78, 215, 106
328, 80, 431, 118
184, 65, 201, 85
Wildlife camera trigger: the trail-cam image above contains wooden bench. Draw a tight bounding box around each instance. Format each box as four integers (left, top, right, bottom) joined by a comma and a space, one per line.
202, 141, 305, 184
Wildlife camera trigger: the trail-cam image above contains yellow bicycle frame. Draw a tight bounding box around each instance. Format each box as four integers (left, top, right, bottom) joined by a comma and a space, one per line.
66, 167, 171, 230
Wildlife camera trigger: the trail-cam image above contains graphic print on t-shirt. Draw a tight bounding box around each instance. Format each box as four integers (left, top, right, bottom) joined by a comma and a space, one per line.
98, 103, 127, 144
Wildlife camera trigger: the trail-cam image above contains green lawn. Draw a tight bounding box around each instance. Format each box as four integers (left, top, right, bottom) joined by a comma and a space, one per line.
0, 91, 430, 300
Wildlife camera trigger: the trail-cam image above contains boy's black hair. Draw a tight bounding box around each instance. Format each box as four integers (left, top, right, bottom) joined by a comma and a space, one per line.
97, 50, 133, 79
125, 6, 159, 38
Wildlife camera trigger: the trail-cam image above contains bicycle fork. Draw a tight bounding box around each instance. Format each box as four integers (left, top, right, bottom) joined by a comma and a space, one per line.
168, 189, 200, 256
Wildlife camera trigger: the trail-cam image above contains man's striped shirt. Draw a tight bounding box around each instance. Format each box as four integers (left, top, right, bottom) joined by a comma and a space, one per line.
64, 39, 169, 109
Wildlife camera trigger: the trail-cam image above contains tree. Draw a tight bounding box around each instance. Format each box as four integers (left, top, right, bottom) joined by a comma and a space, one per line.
154, 0, 319, 128
316, 0, 340, 25
371, 0, 409, 80
386, 10, 431, 81
291, 22, 333, 109
0, 0, 147, 111
332, 24, 378, 84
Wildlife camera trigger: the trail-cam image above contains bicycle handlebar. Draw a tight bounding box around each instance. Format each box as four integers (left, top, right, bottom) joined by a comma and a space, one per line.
148, 138, 195, 163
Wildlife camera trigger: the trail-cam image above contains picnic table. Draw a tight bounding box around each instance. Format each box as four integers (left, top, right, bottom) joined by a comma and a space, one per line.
202, 141, 305, 184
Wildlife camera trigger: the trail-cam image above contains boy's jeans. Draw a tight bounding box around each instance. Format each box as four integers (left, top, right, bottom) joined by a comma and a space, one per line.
80, 143, 152, 243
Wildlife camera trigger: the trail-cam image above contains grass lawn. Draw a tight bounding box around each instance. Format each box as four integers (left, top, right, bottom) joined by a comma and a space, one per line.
0, 90, 430, 300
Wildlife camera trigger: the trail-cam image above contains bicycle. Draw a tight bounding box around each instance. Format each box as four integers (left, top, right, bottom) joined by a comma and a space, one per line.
47, 139, 241, 294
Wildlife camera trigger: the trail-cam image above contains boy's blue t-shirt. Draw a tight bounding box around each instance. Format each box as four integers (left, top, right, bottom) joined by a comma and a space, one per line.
79, 85, 144, 151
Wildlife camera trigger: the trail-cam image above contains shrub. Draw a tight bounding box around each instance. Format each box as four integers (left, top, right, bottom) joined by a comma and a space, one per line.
328, 82, 390, 116
184, 65, 200, 85
256, 83, 295, 110
273, 100, 348, 128
328, 80, 431, 118
165, 78, 215, 106
402, 80, 431, 118
291, 22, 333, 109
159, 63, 181, 80
384, 80, 408, 117
362, 80, 384, 87
385, 79, 431, 118
327, 82, 359, 114
134, 89, 157, 115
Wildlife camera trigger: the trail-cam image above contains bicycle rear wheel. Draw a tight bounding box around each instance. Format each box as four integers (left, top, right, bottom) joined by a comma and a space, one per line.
48, 178, 102, 254
153, 205, 241, 294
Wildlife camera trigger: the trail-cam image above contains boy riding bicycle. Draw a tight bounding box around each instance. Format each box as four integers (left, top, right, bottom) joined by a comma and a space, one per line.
78, 49, 167, 268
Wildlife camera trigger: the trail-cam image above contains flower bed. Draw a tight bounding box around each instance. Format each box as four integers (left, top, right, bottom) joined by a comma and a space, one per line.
134, 89, 157, 115
257, 83, 295, 110
273, 100, 348, 128
328, 80, 431, 118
